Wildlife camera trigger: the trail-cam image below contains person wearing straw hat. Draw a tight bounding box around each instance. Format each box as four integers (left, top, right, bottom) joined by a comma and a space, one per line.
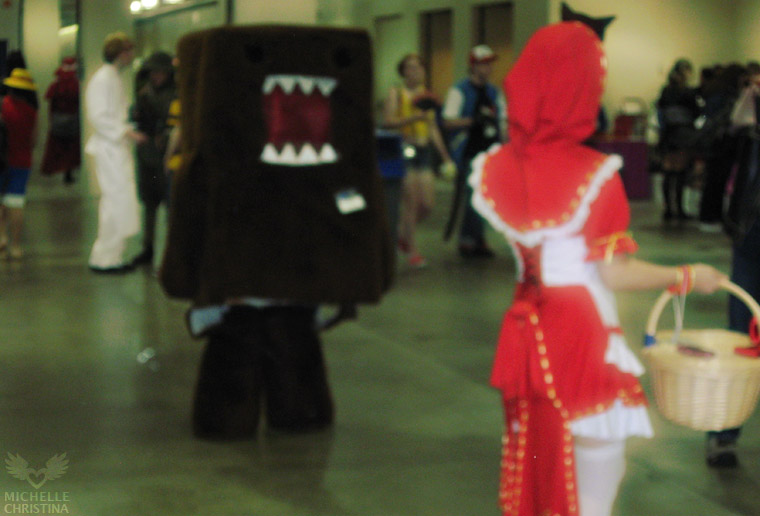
469, 22, 727, 516
85, 31, 147, 273
1, 68, 38, 260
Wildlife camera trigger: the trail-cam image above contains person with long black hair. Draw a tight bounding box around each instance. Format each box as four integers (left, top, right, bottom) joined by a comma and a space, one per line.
657, 59, 700, 221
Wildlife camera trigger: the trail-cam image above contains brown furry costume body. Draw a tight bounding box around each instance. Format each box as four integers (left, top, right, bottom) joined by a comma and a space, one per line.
160, 26, 393, 438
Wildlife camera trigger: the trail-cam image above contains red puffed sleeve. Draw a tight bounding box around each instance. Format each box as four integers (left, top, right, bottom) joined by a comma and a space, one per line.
584, 172, 638, 262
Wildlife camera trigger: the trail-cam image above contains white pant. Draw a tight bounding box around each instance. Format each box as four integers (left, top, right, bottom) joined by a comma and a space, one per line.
88, 141, 140, 268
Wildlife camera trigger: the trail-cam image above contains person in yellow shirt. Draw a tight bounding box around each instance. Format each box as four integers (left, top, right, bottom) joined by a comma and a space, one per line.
382, 53, 453, 267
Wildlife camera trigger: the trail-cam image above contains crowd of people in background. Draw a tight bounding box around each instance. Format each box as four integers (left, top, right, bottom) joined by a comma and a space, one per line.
0, 37, 177, 271
656, 58, 760, 230
382, 45, 506, 267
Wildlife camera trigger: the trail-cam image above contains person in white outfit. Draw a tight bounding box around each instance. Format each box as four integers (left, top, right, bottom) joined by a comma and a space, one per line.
85, 32, 146, 273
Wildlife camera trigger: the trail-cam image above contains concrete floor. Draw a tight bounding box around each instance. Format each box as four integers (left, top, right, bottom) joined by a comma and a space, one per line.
0, 172, 758, 515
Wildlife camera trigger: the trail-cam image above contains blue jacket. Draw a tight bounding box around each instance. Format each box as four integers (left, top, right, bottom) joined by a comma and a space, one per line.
445, 78, 503, 167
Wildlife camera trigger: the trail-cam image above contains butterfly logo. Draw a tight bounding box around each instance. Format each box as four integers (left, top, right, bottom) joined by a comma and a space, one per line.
5, 453, 69, 490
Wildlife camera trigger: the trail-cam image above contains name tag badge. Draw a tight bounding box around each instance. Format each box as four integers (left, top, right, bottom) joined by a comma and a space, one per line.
336, 189, 367, 214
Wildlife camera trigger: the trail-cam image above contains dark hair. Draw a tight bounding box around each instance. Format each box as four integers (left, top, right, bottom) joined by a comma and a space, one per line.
668, 58, 693, 87
396, 53, 422, 78
673, 58, 692, 75
6, 50, 27, 76
8, 87, 38, 110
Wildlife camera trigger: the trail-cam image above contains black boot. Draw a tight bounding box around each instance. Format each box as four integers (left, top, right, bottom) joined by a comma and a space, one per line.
706, 429, 740, 468
131, 246, 154, 267
675, 171, 692, 220
260, 306, 334, 432
192, 307, 262, 440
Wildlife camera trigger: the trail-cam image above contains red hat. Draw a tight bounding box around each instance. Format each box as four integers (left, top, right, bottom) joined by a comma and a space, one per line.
469, 45, 497, 65
61, 57, 77, 72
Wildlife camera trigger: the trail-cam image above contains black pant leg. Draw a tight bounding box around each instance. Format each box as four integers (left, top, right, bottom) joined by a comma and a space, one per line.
260, 306, 334, 432
192, 306, 262, 440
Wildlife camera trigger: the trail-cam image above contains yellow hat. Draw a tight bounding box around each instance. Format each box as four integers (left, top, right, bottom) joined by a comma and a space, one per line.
3, 68, 36, 91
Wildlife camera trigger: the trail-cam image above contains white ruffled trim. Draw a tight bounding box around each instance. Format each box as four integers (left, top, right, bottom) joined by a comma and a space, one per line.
606, 333, 645, 376
469, 147, 624, 248
571, 400, 654, 440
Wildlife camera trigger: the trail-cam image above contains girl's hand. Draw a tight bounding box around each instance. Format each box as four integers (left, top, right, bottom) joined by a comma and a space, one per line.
691, 263, 728, 294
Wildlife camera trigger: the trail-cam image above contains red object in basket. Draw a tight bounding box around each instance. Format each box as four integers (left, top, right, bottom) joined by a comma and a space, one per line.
735, 317, 760, 357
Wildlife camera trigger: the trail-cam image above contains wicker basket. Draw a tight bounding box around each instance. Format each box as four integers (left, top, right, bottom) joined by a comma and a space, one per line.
643, 280, 760, 431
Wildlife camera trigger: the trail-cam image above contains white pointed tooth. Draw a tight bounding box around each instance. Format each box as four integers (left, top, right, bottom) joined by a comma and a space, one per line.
260, 143, 280, 163
298, 143, 319, 165
316, 78, 337, 96
263, 76, 277, 94
319, 143, 338, 163
280, 143, 298, 164
297, 76, 316, 95
276, 76, 296, 94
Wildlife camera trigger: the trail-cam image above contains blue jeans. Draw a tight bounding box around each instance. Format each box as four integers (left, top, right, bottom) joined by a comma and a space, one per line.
459, 182, 486, 246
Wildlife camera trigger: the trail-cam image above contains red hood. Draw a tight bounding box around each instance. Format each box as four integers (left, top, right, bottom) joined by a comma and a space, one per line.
478, 22, 612, 232
506, 21, 606, 151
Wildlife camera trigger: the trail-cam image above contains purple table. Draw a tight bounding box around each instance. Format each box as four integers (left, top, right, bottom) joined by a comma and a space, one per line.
595, 140, 651, 200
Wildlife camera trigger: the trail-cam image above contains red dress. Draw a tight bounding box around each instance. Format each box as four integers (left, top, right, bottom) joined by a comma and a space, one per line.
41, 67, 81, 175
469, 23, 652, 516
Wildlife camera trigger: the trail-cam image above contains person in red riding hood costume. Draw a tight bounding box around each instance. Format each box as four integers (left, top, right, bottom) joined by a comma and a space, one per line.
468, 22, 726, 516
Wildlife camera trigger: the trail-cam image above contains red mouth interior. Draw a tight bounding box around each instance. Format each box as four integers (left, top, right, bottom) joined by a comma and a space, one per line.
263, 86, 332, 151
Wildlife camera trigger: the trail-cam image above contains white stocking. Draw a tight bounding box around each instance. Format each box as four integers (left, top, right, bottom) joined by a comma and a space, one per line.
574, 437, 626, 516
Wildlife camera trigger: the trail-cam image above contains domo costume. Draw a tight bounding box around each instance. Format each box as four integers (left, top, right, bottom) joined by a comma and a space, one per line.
160, 26, 393, 439
469, 23, 652, 516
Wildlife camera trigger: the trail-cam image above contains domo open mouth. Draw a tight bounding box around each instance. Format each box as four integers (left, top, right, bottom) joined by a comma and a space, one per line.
261, 74, 338, 166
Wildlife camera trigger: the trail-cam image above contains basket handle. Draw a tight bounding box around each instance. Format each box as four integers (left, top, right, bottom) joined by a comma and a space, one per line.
643, 280, 760, 346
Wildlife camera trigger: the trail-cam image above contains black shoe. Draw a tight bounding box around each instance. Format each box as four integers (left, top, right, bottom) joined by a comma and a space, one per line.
707, 451, 738, 468
459, 243, 495, 259
130, 248, 154, 267
706, 436, 739, 468
89, 263, 135, 274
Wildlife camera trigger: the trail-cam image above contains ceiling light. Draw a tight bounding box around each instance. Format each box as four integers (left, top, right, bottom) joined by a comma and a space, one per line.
130, 0, 142, 13
141, 0, 158, 9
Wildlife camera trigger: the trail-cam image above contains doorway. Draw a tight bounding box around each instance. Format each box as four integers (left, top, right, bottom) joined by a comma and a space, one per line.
420, 9, 453, 102
473, 2, 514, 83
